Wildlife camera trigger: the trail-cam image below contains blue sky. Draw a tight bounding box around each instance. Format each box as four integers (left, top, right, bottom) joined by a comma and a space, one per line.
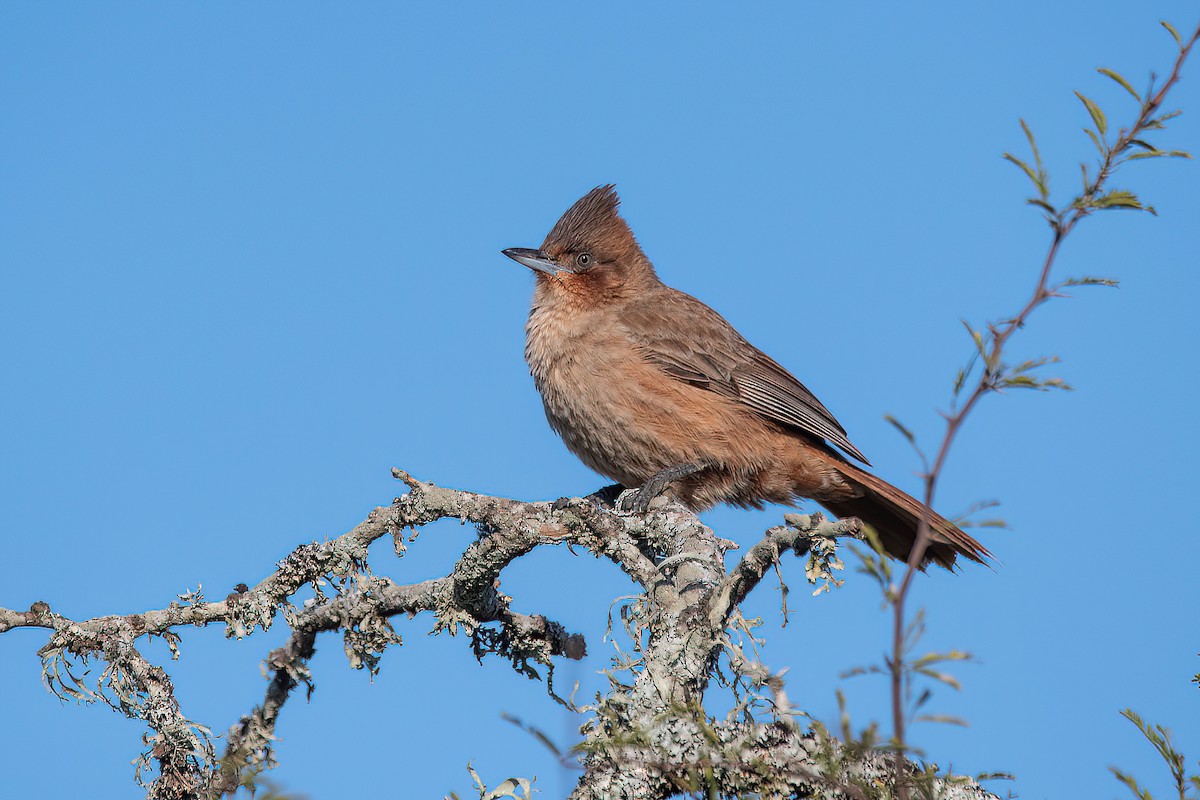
2, 4, 1197, 799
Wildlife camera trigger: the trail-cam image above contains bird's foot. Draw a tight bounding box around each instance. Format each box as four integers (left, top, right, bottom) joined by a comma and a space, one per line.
617, 460, 713, 513
586, 484, 625, 508
552, 485, 624, 513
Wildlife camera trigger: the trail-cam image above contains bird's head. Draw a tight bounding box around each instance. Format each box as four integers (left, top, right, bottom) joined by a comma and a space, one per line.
502, 185, 656, 301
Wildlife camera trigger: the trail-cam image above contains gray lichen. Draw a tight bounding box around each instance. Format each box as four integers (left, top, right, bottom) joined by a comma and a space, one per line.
0, 471, 995, 800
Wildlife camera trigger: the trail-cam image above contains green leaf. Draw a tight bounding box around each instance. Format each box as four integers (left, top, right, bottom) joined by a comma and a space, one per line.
913, 667, 962, 691
1075, 91, 1108, 137
1085, 188, 1157, 215
1161, 20, 1183, 48
1009, 355, 1059, 374
1110, 767, 1152, 800
1002, 153, 1042, 192
1019, 118, 1049, 199
1062, 276, 1119, 288
962, 319, 987, 361
916, 714, 969, 727
1145, 109, 1184, 130
1025, 198, 1056, 215
1019, 118, 1039, 154
1083, 127, 1106, 156
501, 713, 563, 758
883, 414, 916, 447
852, 526, 889, 563
1129, 149, 1192, 160
1094, 189, 1145, 210
839, 665, 882, 679
836, 689, 853, 743
1098, 67, 1141, 102
911, 650, 972, 668
1115, 708, 1192, 794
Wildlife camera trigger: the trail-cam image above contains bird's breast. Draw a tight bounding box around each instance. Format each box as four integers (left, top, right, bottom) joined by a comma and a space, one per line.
525, 300, 644, 482
523, 297, 784, 489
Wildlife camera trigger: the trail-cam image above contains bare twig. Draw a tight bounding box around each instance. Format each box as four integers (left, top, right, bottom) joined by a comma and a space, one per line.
888, 21, 1200, 797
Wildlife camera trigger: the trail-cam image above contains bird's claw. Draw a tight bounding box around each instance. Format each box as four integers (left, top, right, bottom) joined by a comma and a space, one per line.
616, 481, 669, 514
586, 484, 625, 509
552, 485, 624, 513
616, 460, 713, 514
616, 488, 649, 514
558, 466, 705, 515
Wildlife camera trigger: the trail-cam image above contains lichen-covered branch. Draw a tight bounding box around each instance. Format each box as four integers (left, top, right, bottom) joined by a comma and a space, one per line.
708, 513, 864, 629
31, 609, 215, 799
0, 472, 994, 800
572, 717, 994, 800
2, 472, 617, 798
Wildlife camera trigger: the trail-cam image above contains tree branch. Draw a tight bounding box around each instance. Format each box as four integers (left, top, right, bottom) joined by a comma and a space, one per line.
1, 470, 990, 800
708, 513, 863, 629
571, 715, 992, 800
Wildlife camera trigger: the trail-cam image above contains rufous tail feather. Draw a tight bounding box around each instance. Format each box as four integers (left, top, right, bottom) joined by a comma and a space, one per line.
816, 458, 991, 570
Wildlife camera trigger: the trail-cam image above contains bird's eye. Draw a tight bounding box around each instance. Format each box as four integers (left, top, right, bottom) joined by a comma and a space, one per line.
575, 252, 593, 269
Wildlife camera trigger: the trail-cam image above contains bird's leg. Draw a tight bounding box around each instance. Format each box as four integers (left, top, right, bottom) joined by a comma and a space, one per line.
619, 460, 714, 513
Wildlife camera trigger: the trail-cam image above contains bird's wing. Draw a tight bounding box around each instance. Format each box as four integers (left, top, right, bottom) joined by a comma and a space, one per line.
620, 289, 870, 465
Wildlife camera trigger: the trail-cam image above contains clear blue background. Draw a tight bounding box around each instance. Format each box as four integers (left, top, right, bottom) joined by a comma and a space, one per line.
2, 4, 1197, 799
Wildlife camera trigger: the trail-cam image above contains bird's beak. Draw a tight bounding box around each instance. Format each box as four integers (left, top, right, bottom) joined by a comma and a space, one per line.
502, 247, 566, 275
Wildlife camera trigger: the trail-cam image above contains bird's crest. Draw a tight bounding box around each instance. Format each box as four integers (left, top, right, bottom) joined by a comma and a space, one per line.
542, 185, 635, 256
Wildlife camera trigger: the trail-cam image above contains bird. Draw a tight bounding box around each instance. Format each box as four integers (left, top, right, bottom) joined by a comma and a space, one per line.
501, 185, 989, 568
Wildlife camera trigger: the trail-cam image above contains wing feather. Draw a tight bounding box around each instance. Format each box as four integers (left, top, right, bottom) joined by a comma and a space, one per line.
620, 289, 871, 465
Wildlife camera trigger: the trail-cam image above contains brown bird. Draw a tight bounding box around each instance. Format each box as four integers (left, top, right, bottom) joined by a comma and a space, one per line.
502, 185, 989, 568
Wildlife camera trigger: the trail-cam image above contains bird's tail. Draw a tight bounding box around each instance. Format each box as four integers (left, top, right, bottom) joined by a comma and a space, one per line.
816, 457, 991, 570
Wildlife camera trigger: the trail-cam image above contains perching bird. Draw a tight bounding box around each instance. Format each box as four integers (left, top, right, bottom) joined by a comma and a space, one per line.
502, 185, 988, 568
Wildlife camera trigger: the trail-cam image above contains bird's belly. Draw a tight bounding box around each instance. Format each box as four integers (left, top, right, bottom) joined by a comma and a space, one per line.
530, 344, 777, 489
534, 360, 668, 487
